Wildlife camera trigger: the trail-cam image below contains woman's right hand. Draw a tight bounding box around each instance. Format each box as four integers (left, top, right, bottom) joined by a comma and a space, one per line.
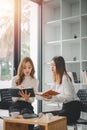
19, 90, 30, 101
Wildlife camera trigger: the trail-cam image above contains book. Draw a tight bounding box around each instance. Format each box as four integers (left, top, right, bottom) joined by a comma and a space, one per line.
72, 72, 78, 83
68, 72, 79, 83
81, 70, 87, 84
36, 90, 59, 97
8, 88, 35, 97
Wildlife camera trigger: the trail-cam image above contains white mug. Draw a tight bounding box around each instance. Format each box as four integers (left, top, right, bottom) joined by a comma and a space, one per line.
45, 113, 53, 120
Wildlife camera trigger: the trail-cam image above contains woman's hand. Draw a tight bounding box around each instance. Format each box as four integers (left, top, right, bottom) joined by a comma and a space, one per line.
43, 94, 52, 99
19, 90, 30, 101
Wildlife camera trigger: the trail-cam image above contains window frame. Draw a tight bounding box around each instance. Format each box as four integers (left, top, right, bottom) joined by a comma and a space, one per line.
14, 0, 42, 112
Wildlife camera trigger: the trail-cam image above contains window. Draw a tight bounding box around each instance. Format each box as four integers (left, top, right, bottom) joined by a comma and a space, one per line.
0, 0, 41, 113
21, 0, 39, 78
0, 0, 41, 82
0, 0, 14, 81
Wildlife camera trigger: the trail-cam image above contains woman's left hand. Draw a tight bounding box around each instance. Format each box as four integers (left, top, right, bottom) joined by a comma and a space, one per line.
19, 90, 30, 101
43, 94, 52, 99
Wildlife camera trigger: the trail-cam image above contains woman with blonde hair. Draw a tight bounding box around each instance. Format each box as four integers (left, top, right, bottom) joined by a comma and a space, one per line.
9, 57, 39, 130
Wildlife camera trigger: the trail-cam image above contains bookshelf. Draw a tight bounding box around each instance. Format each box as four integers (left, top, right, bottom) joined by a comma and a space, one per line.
42, 1, 87, 124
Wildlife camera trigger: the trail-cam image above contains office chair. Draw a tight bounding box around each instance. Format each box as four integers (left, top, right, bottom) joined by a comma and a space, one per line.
68, 89, 87, 130
76, 89, 87, 125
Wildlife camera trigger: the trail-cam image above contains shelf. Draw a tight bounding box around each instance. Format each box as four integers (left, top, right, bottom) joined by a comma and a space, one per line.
44, 65, 53, 83
45, 19, 61, 42
81, 37, 87, 40
47, 40, 61, 45
81, 38, 87, 60
62, 42, 80, 62
62, 38, 80, 44
81, 60, 87, 62
46, 19, 60, 26
73, 83, 81, 86
81, 61, 87, 71
65, 61, 80, 64
44, 44, 61, 63
81, 13, 87, 17
45, 27, 61, 41
81, 84, 87, 86
44, 0, 61, 22
62, 16, 80, 40
81, 15, 87, 37
62, 0, 80, 19
44, 0, 60, 7
62, 15, 80, 22
42, 0, 87, 113
81, 0, 87, 15
66, 63, 80, 79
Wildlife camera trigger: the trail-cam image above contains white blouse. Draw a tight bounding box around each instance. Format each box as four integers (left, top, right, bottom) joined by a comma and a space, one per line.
12, 76, 39, 103
37, 75, 78, 104
51, 75, 78, 103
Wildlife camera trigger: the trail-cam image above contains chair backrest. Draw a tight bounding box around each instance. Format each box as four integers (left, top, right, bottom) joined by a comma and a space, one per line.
0, 89, 12, 109
77, 89, 87, 112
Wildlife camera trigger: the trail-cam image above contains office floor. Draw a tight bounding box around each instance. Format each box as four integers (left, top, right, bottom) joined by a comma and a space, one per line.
68, 125, 87, 130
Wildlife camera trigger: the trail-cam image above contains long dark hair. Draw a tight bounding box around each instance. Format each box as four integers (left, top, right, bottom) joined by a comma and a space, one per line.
16, 57, 35, 85
52, 56, 72, 84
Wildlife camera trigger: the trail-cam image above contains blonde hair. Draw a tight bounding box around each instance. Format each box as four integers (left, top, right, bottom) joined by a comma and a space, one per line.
16, 57, 35, 85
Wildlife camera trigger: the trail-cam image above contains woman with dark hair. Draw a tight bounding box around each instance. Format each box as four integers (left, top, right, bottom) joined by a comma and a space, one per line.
38, 56, 80, 124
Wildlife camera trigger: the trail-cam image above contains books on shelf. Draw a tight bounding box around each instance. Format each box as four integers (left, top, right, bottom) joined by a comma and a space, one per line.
81, 70, 87, 84
8, 88, 35, 97
36, 90, 59, 97
68, 70, 87, 84
68, 72, 79, 83
72, 72, 79, 83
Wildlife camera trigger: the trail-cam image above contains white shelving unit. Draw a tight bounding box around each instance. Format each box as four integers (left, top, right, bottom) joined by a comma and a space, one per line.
62, 0, 80, 19
42, 0, 87, 125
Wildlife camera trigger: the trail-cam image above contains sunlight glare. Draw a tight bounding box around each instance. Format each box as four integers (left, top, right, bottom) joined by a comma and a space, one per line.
0, 0, 13, 17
